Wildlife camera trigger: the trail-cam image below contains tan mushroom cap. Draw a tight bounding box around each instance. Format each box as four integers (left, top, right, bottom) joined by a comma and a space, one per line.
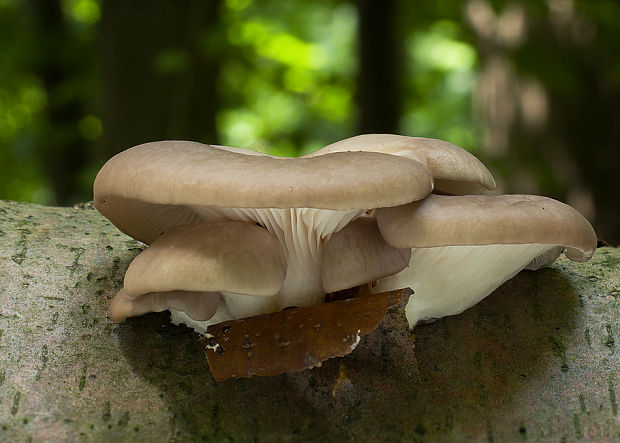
109, 289, 220, 322
94, 141, 433, 242
376, 194, 597, 261
304, 134, 496, 194
321, 217, 412, 293
122, 221, 287, 298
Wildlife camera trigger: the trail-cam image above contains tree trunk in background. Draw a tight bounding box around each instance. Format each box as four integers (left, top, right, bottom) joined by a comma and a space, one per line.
467, 1, 620, 244
100, 0, 221, 159
356, 0, 401, 134
556, 64, 620, 245
29, 0, 87, 205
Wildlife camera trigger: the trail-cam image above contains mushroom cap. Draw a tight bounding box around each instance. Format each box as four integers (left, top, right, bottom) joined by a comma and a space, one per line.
376, 194, 597, 261
321, 217, 411, 293
304, 134, 496, 194
94, 141, 433, 243
122, 221, 287, 298
109, 289, 220, 322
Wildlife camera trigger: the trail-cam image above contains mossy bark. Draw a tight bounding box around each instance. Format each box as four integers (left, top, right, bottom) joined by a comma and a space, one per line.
0, 200, 618, 442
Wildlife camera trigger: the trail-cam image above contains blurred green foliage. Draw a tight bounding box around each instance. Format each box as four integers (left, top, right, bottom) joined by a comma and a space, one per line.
0, 0, 481, 202
403, 20, 479, 151
0, 0, 618, 241
218, 0, 358, 156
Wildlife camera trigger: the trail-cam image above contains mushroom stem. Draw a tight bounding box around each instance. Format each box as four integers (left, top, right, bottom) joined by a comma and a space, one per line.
277, 252, 324, 308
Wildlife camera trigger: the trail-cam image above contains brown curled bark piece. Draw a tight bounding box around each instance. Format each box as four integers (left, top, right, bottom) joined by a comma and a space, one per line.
204, 286, 413, 382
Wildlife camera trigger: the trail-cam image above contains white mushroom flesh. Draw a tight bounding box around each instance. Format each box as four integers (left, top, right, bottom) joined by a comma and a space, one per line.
373, 243, 555, 328
171, 302, 233, 334
525, 246, 565, 271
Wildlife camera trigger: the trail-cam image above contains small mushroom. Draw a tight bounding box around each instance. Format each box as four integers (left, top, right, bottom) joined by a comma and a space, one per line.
94, 135, 597, 378
373, 194, 597, 326
109, 221, 287, 322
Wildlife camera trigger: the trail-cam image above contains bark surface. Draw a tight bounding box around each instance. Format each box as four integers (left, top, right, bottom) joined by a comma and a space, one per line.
0, 200, 618, 441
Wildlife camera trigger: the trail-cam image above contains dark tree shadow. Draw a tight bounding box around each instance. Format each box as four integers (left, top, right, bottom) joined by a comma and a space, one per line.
116, 267, 579, 441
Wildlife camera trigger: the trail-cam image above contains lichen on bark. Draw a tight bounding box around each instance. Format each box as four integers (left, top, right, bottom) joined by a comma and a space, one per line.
0, 200, 618, 441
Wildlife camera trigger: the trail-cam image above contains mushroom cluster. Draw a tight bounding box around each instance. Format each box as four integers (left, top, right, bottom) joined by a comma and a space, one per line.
95, 134, 597, 334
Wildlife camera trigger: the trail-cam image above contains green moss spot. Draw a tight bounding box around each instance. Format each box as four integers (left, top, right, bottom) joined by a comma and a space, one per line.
11, 254, 26, 265
118, 411, 130, 427
600, 251, 620, 269
473, 350, 482, 370
67, 247, 86, 275
11, 391, 21, 415
102, 401, 111, 422
572, 413, 582, 438
549, 336, 569, 372
414, 423, 427, 435
603, 325, 615, 353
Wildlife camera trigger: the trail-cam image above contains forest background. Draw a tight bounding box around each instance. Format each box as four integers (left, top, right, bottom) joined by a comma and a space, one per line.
0, 0, 618, 243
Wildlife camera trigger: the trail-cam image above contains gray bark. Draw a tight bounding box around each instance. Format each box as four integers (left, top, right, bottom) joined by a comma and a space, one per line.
0, 200, 618, 441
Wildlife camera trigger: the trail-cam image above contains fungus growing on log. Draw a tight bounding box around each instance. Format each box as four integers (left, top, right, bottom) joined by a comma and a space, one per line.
94, 134, 597, 380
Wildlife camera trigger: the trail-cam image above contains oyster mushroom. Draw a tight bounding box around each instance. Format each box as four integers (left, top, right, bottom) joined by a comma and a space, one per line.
373, 194, 597, 327
94, 136, 596, 339
94, 140, 446, 331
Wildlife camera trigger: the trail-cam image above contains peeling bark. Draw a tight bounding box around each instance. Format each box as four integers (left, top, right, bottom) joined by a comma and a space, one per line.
205, 286, 410, 381
0, 200, 618, 441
